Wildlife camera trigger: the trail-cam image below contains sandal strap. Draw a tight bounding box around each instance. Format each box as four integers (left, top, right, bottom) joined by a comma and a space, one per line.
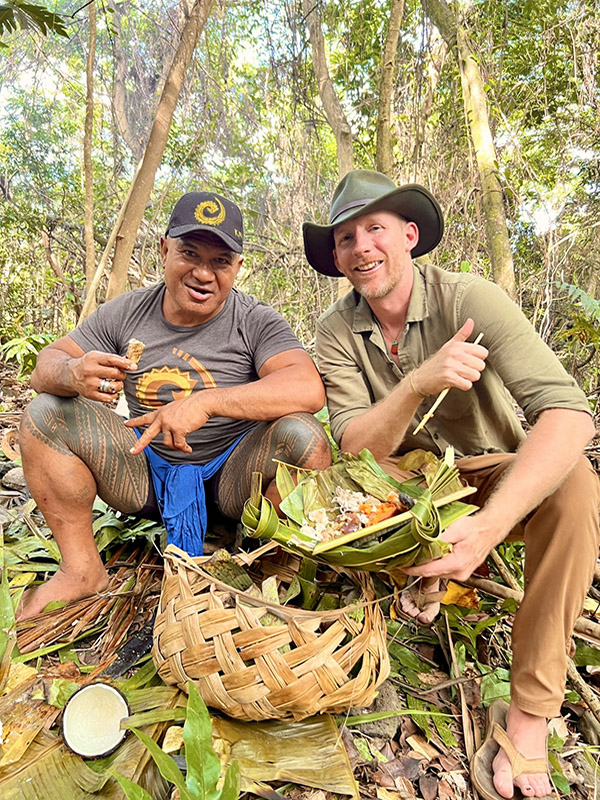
410, 579, 448, 609
492, 723, 548, 779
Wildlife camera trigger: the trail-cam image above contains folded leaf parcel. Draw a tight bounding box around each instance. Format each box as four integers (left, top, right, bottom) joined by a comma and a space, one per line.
242, 447, 478, 578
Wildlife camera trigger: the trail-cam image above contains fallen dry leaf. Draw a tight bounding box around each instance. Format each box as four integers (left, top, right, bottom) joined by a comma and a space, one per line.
393, 775, 416, 797
162, 724, 184, 753
441, 582, 480, 609
419, 773, 438, 800
383, 756, 421, 782
406, 734, 440, 761
376, 788, 405, 800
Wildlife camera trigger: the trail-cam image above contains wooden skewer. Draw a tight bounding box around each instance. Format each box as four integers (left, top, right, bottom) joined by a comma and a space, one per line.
412, 332, 484, 435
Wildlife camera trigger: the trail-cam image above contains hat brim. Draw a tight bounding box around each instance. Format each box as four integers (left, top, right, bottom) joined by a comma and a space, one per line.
167, 223, 243, 253
302, 184, 444, 277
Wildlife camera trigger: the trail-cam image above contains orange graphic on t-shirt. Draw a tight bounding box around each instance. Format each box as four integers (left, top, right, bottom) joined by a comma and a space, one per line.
170, 348, 217, 388
136, 366, 199, 408
134, 350, 217, 408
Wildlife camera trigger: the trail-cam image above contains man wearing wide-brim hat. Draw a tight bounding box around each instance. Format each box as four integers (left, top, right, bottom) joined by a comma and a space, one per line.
304, 169, 599, 800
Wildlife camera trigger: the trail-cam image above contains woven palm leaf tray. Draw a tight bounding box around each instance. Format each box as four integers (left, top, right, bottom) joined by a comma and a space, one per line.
152, 543, 390, 721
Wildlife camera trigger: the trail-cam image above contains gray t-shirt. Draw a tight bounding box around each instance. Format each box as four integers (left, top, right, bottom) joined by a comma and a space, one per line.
70, 283, 303, 464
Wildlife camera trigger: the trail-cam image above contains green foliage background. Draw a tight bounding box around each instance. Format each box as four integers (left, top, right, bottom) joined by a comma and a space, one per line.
0, 0, 598, 395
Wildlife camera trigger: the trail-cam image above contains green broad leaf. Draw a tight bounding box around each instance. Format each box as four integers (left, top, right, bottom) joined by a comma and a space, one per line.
0, 528, 17, 663
41, 600, 67, 613
471, 614, 506, 638
356, 449, 421, 495
550, 768, 570, 795
280, 573, 301, 604
389, 665, 422, 688
58, 646, 97, 673
112, 772, 155, 800
432, 712, 458, 748
388, 643, 431, 673
279, 482, 306, 525
121, 708, 187, 729
353, 736, 374, 762
118, 658, 159, 690
341, 452, 401, 501
218, 759, 241, 800
547, 731, 565, 752
95, 526, 125, 553
453, 641, 467, 673
47, 678, 80, 708
128, 727, 189, 798
184, 681, 222, 800
120, 686, 180, 715
480, 670, 511, 706
573, 645, 600, 667
405, 694, 431, 741
275, 462, 297, 503
500, 597, 519, 614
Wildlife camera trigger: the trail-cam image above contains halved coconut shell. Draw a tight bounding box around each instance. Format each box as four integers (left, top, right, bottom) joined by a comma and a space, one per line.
62, 683, 130, 758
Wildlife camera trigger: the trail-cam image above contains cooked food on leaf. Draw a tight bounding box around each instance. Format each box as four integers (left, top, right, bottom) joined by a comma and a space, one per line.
242, 447, 479, 575
301, 486, 414, 541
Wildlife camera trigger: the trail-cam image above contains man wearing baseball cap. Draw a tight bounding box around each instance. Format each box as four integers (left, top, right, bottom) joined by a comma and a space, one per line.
19, 190, 331, 616
304, 170, 599, 800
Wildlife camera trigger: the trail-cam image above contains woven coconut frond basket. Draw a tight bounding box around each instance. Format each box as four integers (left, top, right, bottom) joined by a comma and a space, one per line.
152, 543, 390, 722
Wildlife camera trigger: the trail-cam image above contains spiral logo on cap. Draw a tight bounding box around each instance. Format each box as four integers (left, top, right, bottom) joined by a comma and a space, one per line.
194, 197, 226, 226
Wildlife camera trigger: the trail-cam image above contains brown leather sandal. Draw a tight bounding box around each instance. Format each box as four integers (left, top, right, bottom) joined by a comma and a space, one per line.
470, 700, 552, 800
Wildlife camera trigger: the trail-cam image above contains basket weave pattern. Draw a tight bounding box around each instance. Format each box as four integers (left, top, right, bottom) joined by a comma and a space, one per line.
152, 545, 390, 721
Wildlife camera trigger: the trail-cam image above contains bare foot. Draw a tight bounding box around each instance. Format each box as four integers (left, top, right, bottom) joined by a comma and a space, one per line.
492, 703, 552, 798
399, 577, 443, 624
17, 566, 109, 620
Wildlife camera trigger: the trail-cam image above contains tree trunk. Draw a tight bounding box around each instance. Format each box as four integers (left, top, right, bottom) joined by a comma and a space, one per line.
104, 0, 213, 303
376, 0, 404, 176
109, 0, 145, 161
302, 0, 353, 179
302, 0, 354, 298
83, 0, 97, 309
420, 0, 517, 299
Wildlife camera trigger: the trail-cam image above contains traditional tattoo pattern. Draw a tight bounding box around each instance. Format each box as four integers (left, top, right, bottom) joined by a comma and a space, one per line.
21, 394, 149, 513
215, 412, 331, 518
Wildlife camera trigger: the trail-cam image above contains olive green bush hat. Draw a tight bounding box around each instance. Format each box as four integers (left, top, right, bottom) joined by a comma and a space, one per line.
302, 170, 444, 277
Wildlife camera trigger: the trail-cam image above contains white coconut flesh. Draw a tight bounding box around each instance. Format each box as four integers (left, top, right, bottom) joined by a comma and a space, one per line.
62, 683, 130, 758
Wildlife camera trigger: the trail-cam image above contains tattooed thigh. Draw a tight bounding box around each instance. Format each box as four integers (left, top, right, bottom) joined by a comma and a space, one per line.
22, 394, 149, 513
216, 413, 331, 519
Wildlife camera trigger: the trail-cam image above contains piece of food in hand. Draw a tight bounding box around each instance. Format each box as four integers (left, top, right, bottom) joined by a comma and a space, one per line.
125, 338, 145, 366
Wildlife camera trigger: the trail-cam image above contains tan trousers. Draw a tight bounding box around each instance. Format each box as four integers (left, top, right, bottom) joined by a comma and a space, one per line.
382, 453, 600, 718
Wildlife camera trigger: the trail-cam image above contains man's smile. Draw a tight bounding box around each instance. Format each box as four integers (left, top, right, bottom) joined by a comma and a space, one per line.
185, 283, 213, 300
354, 259, 383, 273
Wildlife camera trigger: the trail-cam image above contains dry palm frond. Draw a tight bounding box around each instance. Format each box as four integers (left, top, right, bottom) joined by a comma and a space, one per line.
16, 548, 162, 657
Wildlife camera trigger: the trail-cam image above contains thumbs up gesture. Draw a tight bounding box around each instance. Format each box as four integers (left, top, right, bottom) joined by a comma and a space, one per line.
411, 318, 488, 397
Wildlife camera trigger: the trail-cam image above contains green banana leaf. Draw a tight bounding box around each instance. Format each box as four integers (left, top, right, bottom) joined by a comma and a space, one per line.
241, 448, 478, 574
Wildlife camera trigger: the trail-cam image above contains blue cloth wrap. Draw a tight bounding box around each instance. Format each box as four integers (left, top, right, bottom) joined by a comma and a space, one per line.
134, 429, 246, 557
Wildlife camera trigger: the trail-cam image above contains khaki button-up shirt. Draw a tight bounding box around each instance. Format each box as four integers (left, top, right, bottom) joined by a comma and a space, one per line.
316, 263, 591, 458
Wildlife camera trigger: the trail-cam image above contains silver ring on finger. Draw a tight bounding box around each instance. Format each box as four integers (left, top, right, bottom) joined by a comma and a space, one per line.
99, 378, 112, 394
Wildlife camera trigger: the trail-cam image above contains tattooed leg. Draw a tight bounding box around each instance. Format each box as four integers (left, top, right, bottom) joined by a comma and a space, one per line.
18, 394, 150, 619
216, 412, 331, 520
